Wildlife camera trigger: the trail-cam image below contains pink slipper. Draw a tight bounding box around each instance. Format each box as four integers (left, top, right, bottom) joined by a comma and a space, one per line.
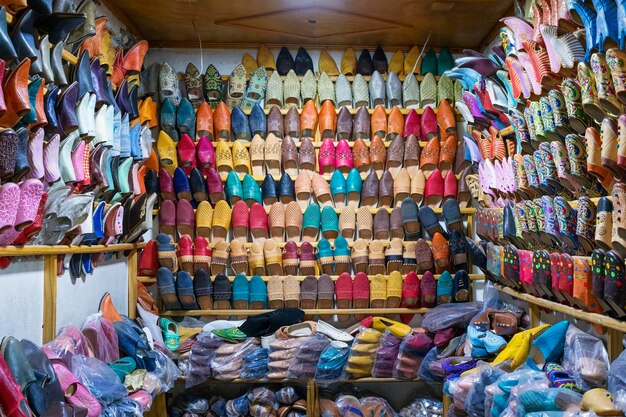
42, 347, 102, 417
159, 199, 176, 238
15, 179, 44, 231
71, 140, 86, 183
159, 168, 175, 201
196, 135, 215, 175
318, 138, 336, 174
27, 128, 44, 180
335, 139, 354, 174
43, 133, 61, 182
0, 183, 20, 233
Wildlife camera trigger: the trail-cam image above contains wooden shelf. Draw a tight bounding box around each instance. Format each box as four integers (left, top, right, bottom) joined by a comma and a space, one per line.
496, 285, 626, 333
216, 171, 462, 183
152, 205, 476, 216
175, 376, 425, 384
211, 139, 432, 148
161, 307, 432, 316
238, 106, 456, 116
138, 273, 485, 284
220, 74, 441, 83
0, 243, 147, 257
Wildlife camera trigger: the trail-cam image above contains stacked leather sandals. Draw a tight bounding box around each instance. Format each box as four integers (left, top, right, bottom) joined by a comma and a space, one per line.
437, 0, 626, 322
148, 45, 462, 114
142, 54, 478, 320
0, 1, 155, 274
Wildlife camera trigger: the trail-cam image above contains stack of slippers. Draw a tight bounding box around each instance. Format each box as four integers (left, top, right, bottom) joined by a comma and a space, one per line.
345, 328, 382, 378
393, 332, 434, 379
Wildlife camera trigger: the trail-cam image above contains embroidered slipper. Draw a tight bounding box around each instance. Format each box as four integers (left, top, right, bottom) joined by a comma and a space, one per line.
318, 274, 335, 320
230, 239, 249, 275
268, 276, 284, 309
533, 249, 554, 299
336, 272, 353, 321
210, 241, 229, 276
368, 240, 386, 275
213, 274, 232, 310
604, 251, 626, 318
264, 239, 283, 276
352, 238, 369, 273
453, 271, 470, 302
370, 274, 387, 309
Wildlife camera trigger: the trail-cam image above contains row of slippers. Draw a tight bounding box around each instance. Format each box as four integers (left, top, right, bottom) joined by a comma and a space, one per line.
157, 99, 456, 143
149, 224, 467, 279
480, 241, 626, 322
155, 196, 466, 244
152, 46, 455, 109
477, 191, 626, 256
158, 165, 468, 213
154, 269, 471, 315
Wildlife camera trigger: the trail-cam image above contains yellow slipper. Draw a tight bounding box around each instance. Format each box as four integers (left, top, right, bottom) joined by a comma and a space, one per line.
405, 45, 421, 75
211, 200, 232, 242
232, 140, 251, 174
215, 140, 234, 175
491, 324, 550, 370
319, 50, 339, 76
139, 97, 153, 125
257, 44, 276, 72
242, 53, 258, 74
356, 328, 382, 344
389, 50, 405, 75
348, 354, 375, 367
370, 274, 387, 308
350, 343, 379, 354
341, 48, 357, 76
372, 317, 412, 338
157, 130, 177, 175
196, 201, 213, 238
386, 271, 403, 307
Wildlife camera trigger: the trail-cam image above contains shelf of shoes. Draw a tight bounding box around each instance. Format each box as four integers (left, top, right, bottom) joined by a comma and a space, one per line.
495, 285, 626, 333
235, 106, 457, 116
212, 138, 435, 148
138, 273, 486, 285
0, 242, 147, 256
4, 13, 79, 65
161, 307, 432, 317
220, 74, 441, 83
215, 170, 464, 183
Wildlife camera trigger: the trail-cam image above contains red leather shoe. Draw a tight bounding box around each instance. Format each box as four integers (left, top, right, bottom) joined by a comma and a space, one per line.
319, 100, 337, 139
206, 167, 225, 204
282, 240, 299, 275
177, 133, 197, 175
424, 168, 444, 208
250, 202, 269, 241
139, 240, 159, 276
159, 167, 175, 201
177, 235, 194, 273
12, 191, 47, 246
232, 200, 250, 242
0, 354, 33, 417
196, 135, 215, 176
400, 270, 420, 324
193, 236, 211, 273
421, 106, 438, 141
443, 170, 458, 200
319, 138, 337, 174
404, 109, 421, 139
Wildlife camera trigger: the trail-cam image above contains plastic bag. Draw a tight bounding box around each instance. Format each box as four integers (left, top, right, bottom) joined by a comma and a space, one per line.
267, 335, 306, 380
226, 393, 249, 417
186, 331, 225, 388
393, 333, 433, 380
398, 397, 443, 417
315, 341, 350, 385
418, 347, 444, 384
345, 328, 382, 379
211, 338, 260, 381
288, 333, 331, 380
71, 354, 128, 407
421, 302, 483, 333
609, 346, 626, 394
82, 313, 120, 363
360, 397, 396, 417
464, 365, 505, 417
46, 325, 93, 366
240, 347, 269, 381
276, 387, 298, 404
371, 331, 402, 378
516, 388, 582, 415
100, 398, 143, 417
335, 395, 362, 417
149, 348, 181, 394
563, 326, 609, 392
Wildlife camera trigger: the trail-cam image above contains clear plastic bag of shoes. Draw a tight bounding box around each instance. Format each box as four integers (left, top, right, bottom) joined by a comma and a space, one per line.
186, 330, 225, 388
71, 354, 128, 407
393, 332, 434, 380
101, 398, 143, 417
344, 327, 383, 379
421, 302, 484, 333
360, 397, 396, 417
46, 325, 93, 364
288, 333, 331, 380
563, 326, 609, 392
315, 341, 350, 385
463, 365, 505, 417
147, 348, 181, 394
240, 347, 269, 381
372, 330, 403, 378
418, 347, 444, 384
610, 349, 626, 394
211, 337, 260, 381
398, 397, 443, 417
82, 313, 120, 363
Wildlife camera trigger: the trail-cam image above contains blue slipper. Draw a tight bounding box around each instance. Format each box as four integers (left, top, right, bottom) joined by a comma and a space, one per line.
176, 271, 198, 310
157, 267, 182, 310
527, 320, 570, 370
249, 275, 267, 308
436, 270, 453, 304
232, 273, 250, 309
173, 167, 191, 201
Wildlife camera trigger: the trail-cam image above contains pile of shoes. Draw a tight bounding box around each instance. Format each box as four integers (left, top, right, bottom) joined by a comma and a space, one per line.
0, 0, 157, 263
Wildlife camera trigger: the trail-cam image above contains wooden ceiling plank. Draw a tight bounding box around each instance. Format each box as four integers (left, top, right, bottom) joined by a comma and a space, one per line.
99, 0, 146, 39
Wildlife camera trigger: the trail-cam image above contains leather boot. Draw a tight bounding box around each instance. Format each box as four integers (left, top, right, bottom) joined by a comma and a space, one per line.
78, 15, 106, 58
39, 35, 54, 83
122, 40, 149, 74
27, 0, 52, 14
67, 0, 95, 44
89, 56, 106, 105
11, 9, 41, 75
0, 59, 31, 128
73, 50, 93, 98
115, 79, 132, 115
51, 41, 67, 86
36, 12, 85, 44
55, 81, 79, 134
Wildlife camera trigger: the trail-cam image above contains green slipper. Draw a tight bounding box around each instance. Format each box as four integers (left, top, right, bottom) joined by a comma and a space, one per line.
212, 327, 247, 343
204, 64, 223, 109
240, 67, 268, 111
159, 317, 180, 351
109, 357, 137, 382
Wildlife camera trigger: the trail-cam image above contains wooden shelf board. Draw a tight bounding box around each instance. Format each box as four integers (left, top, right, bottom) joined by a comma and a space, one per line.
220, 74, 441, 83
161, 307, 432, 316
138, 273, 485, 285
496, 285, 626, 333
237, 106, 456, 116
152, 206, 476, 216
0, 243, 147, 257
215, 171, 462, 183
210, 139, 432, 148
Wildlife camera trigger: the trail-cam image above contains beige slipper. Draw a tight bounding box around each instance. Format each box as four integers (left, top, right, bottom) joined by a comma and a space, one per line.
268, 276, 284, 309
284, 275, 300, 308
357, 207, 373, 240
248, 242, 266, 276
368, 240, 386, 275
269, 202, 285, 242
351, 238, 369, 273
264, 239, 283, 275
210, 241, 229, 275
339, 209, 356, 242
285, 201, 303, 242
230, 240, 249, 275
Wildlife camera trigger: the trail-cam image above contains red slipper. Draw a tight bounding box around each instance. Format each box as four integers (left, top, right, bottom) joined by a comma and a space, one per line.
158, 199, 176, 240
232, 200, 250, 242
176, 199, 195, 238
177, 235, 193, 273
420, 271, 436, 308
400, 271, 420, 324
336, 272, 353, 322
193, 236, 211, 273
249, 202, 269, 242
177, 133, 197, 175
138, 240, 158, 276
353, 272, 370, 320
159, 167, 175, 201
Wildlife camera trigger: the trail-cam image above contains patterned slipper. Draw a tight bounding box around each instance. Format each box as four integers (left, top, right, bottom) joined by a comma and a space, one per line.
335, 272, 353, 322
241, 67, 268, 111
203, 64, 222, 109
603, 251, 626, 318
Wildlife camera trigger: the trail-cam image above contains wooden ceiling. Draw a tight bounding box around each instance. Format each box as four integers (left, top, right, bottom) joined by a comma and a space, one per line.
100, 0, 513, 50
